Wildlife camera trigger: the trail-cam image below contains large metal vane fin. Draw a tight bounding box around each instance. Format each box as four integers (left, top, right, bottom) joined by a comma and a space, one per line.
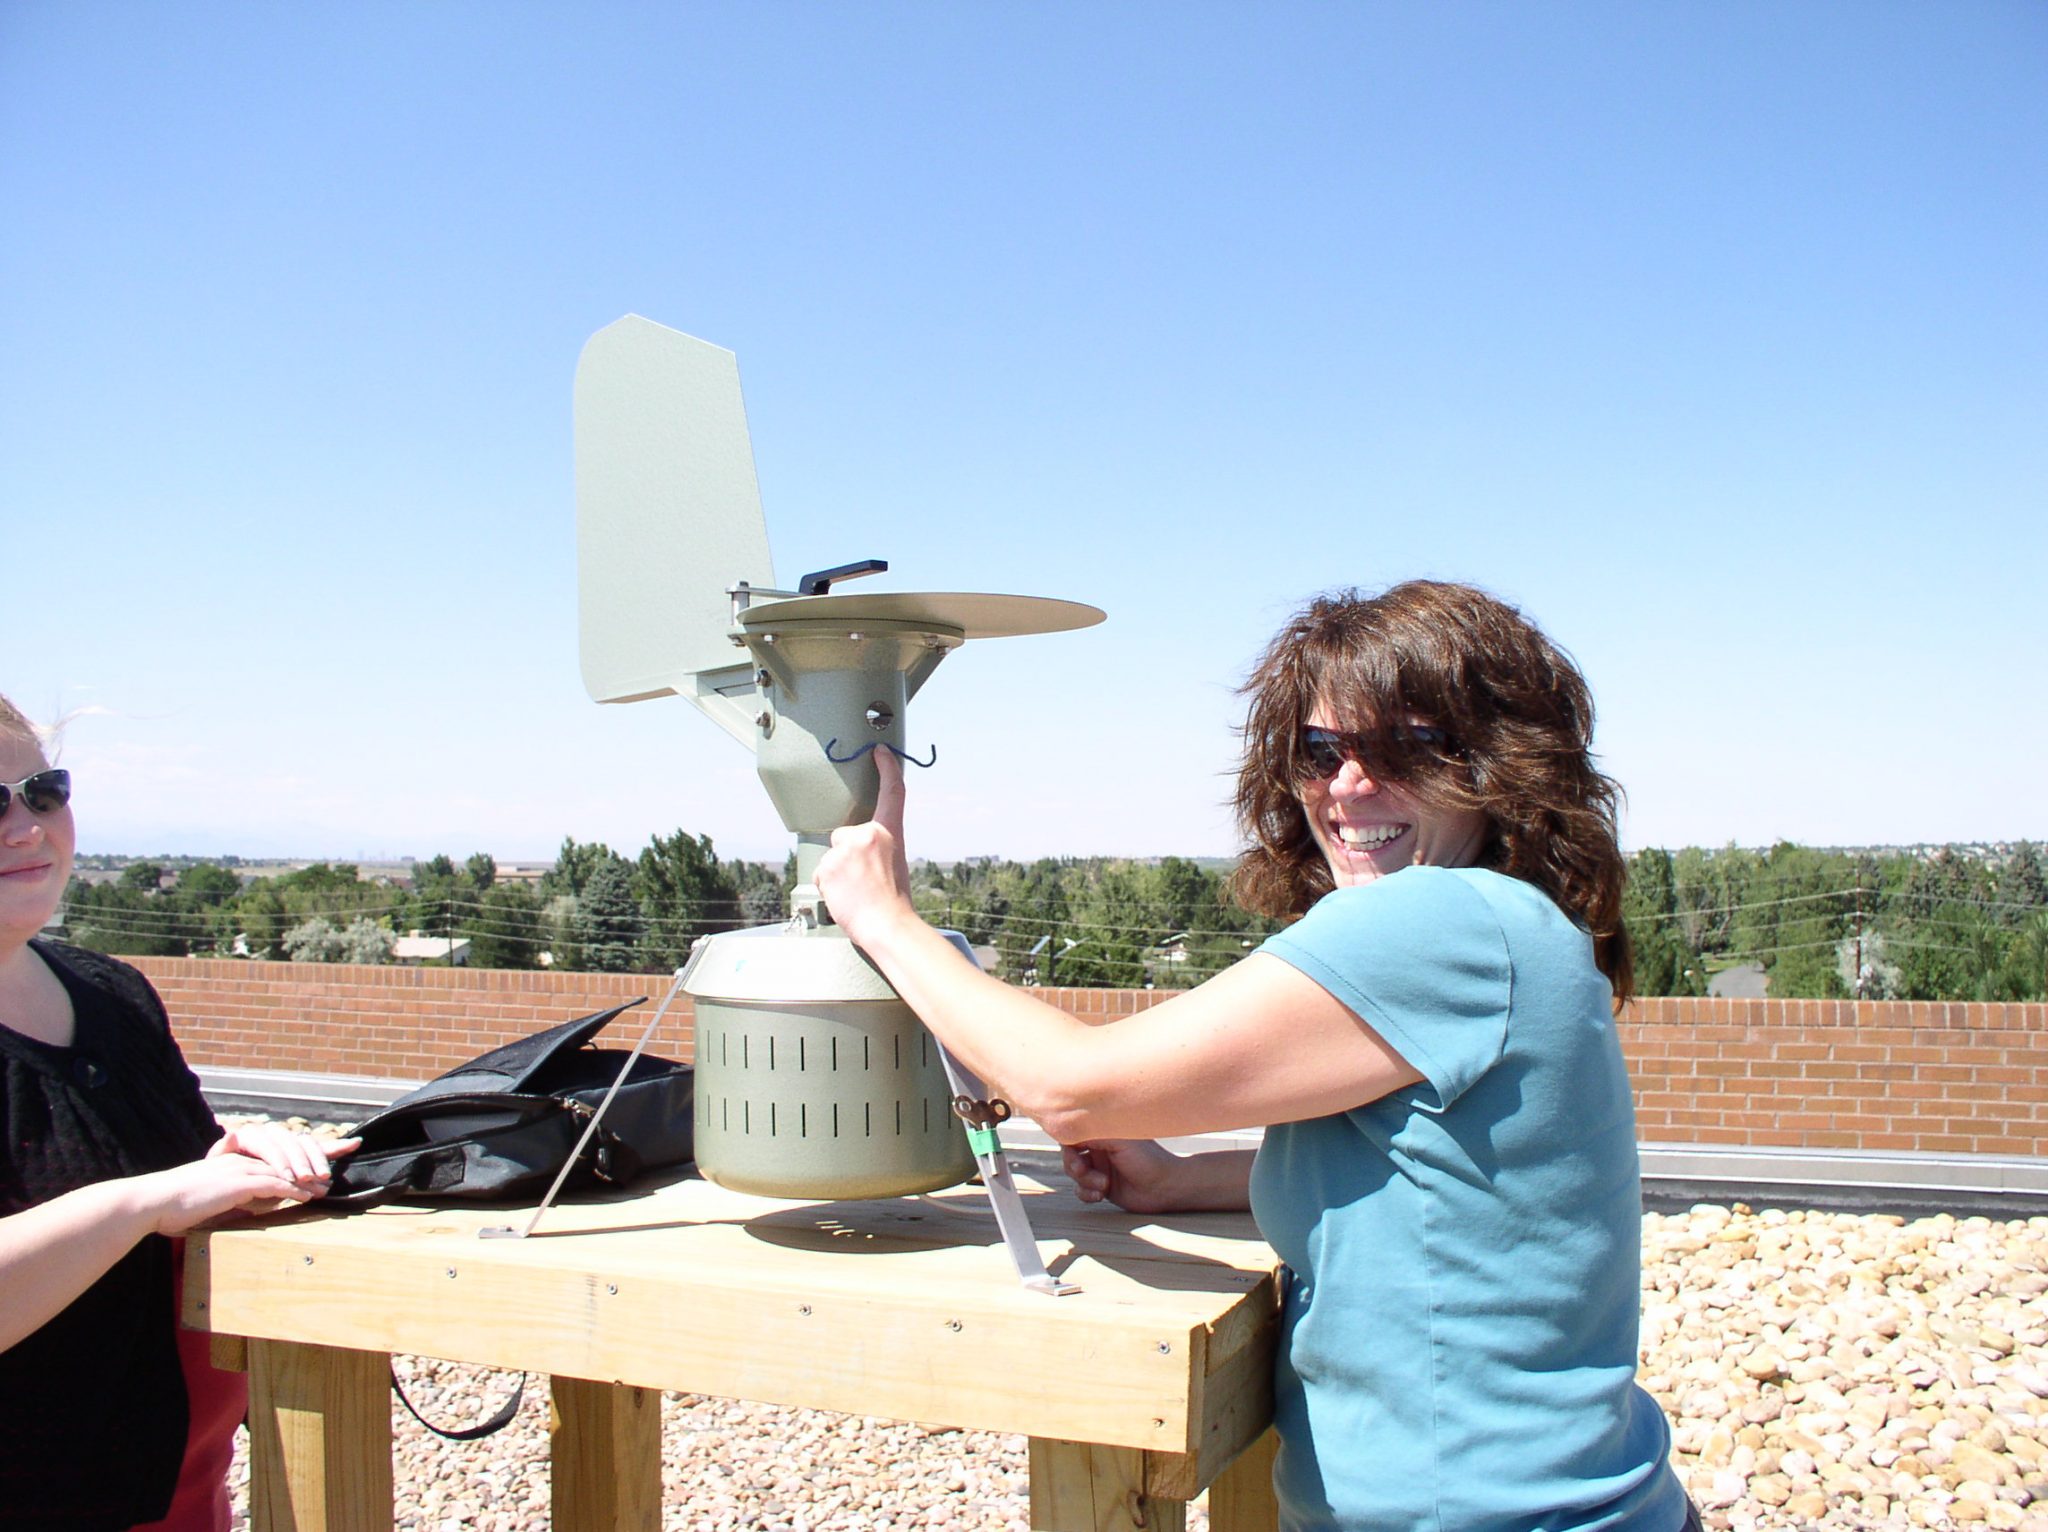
575, 315, 775, 703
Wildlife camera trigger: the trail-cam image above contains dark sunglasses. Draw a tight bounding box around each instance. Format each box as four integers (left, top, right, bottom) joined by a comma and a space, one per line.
1296, 725, 1455, 782
0, 768, 71, 816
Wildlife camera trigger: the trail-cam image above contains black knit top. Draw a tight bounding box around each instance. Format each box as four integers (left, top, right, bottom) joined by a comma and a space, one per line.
0, 940, 222, 1531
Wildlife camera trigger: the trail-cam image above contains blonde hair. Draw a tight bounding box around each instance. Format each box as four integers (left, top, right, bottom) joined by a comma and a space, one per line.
0, 693, 42, 749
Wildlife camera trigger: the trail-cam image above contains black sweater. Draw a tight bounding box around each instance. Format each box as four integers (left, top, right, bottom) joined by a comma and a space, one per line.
0, 940, 222, 1531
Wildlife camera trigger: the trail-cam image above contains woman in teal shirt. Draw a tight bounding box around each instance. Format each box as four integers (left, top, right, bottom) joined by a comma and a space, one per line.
817, 580, 1694, 1531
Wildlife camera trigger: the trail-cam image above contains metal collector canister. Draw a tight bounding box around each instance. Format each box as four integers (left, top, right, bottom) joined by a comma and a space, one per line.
682, 925, 975, 1199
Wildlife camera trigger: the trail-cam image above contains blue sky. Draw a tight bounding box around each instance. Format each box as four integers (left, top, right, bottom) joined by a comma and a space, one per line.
4, 3, 2043, 865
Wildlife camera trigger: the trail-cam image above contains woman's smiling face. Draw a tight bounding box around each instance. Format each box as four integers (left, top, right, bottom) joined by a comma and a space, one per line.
0, 728, 74, 946
1297, 704, 1488, 890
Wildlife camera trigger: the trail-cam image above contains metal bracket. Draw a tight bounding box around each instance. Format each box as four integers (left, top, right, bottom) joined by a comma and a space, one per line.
935, 1044, 1079, 1297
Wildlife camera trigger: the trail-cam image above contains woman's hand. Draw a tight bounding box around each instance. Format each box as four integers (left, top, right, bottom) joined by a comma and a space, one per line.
208, 1122, 358, 1196
132, 1153, 323, 1237
815, 746, 920, 952
1062, 1139, 1255, 1214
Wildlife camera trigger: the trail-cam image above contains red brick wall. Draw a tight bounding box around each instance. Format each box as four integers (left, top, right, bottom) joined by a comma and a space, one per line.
133, 960, 2048, 1156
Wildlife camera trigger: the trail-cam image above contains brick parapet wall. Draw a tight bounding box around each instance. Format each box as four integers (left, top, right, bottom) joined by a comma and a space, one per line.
132, 959, 2048, 1157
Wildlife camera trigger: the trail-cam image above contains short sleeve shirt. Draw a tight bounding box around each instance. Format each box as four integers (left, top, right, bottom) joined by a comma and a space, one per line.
1251, 867, 1684, 1532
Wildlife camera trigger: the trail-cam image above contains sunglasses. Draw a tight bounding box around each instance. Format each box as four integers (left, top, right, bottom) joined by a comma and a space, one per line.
1296, 725, 1455, 782
0, 768, 71, 817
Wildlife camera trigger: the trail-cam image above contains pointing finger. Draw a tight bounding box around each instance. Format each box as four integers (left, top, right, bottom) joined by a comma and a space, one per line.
873, 742, 906, 838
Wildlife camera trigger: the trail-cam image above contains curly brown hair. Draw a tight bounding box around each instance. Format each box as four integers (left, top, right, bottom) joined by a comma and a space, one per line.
1230, 581, 1634, 1004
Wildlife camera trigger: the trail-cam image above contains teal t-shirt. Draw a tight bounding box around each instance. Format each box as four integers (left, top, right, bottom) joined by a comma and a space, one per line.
1252, 867, 1683, 1532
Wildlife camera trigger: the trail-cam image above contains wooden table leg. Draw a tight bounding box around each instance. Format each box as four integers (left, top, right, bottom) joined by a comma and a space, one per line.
549, 1376, 663, 1531
1204, 1427, 1279, 1532
1028, 1438, 1188, 1532
245, 1339, 393, 1532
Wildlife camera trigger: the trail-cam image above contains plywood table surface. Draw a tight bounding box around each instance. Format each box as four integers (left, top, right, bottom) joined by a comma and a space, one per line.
185, 1159, 1282, 1532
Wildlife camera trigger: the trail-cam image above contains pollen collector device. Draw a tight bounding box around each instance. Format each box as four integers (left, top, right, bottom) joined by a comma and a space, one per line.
566, 315, 1101, 1290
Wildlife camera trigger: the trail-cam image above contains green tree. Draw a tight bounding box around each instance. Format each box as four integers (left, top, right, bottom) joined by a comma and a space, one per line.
466, 882, 543, 969
635, 830, 738, 969
174, 863, 244, 906
282, 916, 392, 964
119, 860, 167, 892
1624, 849, 1705, 997
574, 861, 646, 972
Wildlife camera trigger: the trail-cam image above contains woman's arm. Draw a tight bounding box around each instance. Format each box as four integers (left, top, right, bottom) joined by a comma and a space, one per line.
1062, 1140, 1257, 1214
815, 750, 1423, 1145
0, 1152, 319, 1351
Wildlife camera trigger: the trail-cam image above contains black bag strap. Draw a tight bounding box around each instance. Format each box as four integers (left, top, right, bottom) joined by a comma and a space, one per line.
389, 1366, 526, 1442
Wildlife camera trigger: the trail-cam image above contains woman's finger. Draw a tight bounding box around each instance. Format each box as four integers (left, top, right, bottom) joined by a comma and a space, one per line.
872, 743, 906, 838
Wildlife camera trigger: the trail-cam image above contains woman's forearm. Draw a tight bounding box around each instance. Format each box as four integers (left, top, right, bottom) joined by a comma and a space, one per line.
854, 908, 1111, 1132
0, 1179, 157, 1351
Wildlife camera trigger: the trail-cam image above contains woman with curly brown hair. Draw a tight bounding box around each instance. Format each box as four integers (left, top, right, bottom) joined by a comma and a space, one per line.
816, 581, 1692, 1531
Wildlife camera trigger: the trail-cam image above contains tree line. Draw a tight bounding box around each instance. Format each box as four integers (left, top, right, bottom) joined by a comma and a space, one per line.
59, 838, 2048, 1000
1624, 841, 2048, 1002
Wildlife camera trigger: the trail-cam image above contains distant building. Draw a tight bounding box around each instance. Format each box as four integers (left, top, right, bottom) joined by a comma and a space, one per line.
392, 932, 472, 965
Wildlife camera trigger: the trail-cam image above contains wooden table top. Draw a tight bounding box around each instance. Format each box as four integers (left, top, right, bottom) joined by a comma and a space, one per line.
184, 1155, 1281, 1474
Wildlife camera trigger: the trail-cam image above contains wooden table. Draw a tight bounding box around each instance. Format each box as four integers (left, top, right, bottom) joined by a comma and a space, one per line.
184, 1158, 1282, 1532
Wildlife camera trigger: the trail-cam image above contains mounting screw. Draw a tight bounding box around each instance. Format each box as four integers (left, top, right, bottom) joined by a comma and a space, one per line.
755, 669, 772, 687
302, 1256, 314, 1266
1156, 1341, 1172, 1354
756, 712, 772, 729
798, 1304, 812, 1316
606, 1283, 618, 1296
945, 1319, 963, 1333
446, 1267, 458, 1279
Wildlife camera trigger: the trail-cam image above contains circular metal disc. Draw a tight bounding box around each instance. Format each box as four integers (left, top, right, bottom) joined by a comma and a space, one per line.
736, 591, 1105, 639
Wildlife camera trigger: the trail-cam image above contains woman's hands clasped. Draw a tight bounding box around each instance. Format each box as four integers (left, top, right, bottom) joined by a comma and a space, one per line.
142, 1125, 360, 1237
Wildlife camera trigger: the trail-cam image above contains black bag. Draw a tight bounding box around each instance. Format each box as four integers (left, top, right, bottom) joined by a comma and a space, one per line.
321, 1000, 694, 1207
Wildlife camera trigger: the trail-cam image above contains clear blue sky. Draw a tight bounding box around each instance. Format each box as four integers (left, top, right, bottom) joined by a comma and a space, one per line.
5, 3, 2043, 865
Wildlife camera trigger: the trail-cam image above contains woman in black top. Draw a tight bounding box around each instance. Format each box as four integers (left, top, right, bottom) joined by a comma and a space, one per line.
0, 694, 356, 1530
